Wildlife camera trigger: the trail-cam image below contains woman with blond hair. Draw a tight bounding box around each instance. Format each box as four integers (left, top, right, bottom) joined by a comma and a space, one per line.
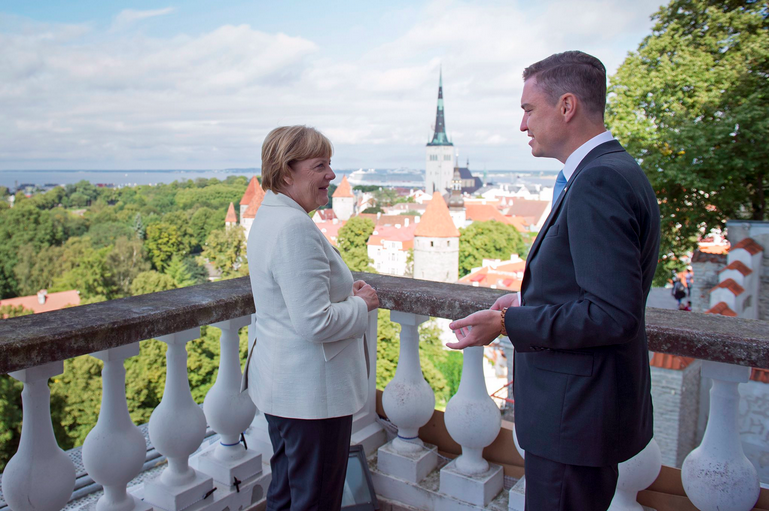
246, 125, 378, 510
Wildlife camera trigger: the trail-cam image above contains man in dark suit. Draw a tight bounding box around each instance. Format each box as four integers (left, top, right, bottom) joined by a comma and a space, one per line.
448, 51, 660, 511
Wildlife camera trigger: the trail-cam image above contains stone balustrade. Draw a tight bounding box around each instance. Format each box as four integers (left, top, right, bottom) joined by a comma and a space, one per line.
0, 274, 767, 511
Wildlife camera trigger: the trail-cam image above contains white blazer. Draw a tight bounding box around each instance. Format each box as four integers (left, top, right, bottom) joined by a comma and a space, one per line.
246, 191, 369, 419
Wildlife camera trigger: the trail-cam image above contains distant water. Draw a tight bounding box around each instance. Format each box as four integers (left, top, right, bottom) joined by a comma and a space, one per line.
0, 168, 557, 190
0, 169, 259, 189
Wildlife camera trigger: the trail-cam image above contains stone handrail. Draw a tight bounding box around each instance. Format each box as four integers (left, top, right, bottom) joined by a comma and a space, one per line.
1, 273, 768, 375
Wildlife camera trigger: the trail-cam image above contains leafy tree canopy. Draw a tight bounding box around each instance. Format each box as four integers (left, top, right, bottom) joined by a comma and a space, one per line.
607, 0, 769, 283
458, 221, 526, 277
337, 216, 376, 272
202, 228, 247, 279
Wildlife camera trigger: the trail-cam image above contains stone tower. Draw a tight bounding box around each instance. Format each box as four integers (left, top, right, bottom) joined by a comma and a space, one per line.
332, 175, 355, 221
240, 176, 259, 221
225, 202, 237, 230
447, 166, 466, 228
425, 70, 456, 195
413, 191, 460, 283
241, 179, 265, 240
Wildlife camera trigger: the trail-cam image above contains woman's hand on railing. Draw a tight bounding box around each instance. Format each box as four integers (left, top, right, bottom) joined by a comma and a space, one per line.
354, 280, 379, 312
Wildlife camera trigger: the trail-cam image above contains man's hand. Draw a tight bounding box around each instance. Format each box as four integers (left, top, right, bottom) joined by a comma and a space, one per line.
490, 293, 519, 311
447, 310, 502, 350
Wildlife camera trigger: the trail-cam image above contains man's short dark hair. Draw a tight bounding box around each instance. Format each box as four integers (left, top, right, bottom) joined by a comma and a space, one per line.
523, 51, 606, 119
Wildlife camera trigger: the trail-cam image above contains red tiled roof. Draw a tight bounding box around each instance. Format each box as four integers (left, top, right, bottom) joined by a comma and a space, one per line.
240, 177, 259, 205
649, 353, 695, 370
242, 180, 266, 219
458, 260, 525, 291
367, 223, 416, 250
504, 199, 550, 219
719, 260, 752, 277
315, 220, 345, 246
314, 209, 337, 221
332, 175, 354, 198
414, 192, 460, 238
732, 238, 763, 255
0, 290, 80, 316
225, 202, 237, 223
705, 302, 738, 317
710, 279, 744, 296
465, 204, 515, 225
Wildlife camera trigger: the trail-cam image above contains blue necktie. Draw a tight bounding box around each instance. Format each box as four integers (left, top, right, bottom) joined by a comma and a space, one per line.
553, 170, 567, 205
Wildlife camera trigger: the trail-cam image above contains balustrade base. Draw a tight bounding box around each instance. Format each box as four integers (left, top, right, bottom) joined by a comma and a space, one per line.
440, 460, 504, 507
378, 440, 438, 484
78, 494, 154, 511
351, 421, 388, 455
190, 442, 263, 487
507, 476, 525, 511
370, 452, 508, 511
142, 469, 214, 511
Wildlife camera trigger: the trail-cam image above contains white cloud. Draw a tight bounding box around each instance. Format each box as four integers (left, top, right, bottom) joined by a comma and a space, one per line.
0, 1, 662, 171
112, 8, 174, 30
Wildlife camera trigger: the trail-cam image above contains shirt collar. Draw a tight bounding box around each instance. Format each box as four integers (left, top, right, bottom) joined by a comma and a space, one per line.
262, 190, 308, 213
562, 131, 615, 181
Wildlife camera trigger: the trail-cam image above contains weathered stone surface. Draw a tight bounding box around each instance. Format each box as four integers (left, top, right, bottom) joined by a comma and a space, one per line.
0, 273, 767, 374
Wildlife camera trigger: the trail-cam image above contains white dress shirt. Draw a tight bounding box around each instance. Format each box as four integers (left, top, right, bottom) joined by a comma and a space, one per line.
562, 130, 615, 182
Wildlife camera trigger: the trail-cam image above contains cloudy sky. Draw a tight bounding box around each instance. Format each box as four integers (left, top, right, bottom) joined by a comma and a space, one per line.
0, 0, 665, 171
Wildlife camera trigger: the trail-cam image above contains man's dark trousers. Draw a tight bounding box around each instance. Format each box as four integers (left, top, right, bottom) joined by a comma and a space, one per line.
524, 452, 618, 511
265, 413, 352, 511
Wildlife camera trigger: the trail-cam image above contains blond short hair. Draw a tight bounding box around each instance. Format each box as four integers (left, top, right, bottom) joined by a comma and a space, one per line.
260, 126, 334, 193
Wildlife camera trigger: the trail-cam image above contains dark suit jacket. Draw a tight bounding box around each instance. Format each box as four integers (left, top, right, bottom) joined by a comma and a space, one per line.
505, 140, 660, 467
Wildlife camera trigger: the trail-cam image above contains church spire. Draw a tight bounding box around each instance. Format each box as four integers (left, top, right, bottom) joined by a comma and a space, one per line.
428, 69, 453, 147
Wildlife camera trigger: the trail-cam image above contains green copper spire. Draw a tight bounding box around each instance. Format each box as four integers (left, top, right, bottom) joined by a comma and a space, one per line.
428, 69, 453, 147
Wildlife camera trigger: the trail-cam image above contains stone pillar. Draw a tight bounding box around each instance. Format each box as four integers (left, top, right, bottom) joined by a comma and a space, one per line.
1, 361, 76, 511
440, 346, 503, 507
144, 328, 213, 511
682, 361, 760, 511
81, 343, 152, 511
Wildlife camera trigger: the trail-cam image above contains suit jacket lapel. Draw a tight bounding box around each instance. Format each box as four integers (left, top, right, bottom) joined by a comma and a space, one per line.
521, 141, 626, 297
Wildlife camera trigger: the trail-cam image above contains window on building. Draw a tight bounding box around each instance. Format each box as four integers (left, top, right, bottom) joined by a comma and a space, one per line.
444, 155, 451, 160
430, 241, 434, 247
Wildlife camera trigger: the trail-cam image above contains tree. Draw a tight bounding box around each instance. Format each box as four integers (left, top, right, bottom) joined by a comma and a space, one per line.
0, 375, 23, 471
337, 216, 376, 272
202, 228, 247, 278
133, 213, 145, 240
105, 237, 151, 297
458, 221, 526, 277
130, 271, 177, 295
190, 207, 224, 248
51, 245, 114, 301
607, 0, 769, 283
145, 223, 191, 271
165, 255, 199, 288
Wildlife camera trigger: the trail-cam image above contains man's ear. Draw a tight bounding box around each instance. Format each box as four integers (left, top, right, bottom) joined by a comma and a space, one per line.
560, 93, 577, 123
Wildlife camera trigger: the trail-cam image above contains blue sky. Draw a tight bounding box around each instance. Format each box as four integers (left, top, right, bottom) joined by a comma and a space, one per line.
0, 0, 665, 171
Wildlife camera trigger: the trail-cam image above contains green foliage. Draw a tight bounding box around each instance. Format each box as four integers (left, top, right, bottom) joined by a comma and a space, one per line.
458, 221, 526, 277
362, 206, 383, 214
0, 375, 23, 471
607, 0, 769, 282
174, 181, 247, 212
133, 213, 146, 240
337, 216, 376, 272
130, 270, 177, 295
202, 228, 247, 278
51, 245, 114, 301
106, 237, 151, 297
145, 223, 191, 271
0, 304, 34, 318
190, 207, 224, 248
165, 255, 202, 288
88, 222, 135, 249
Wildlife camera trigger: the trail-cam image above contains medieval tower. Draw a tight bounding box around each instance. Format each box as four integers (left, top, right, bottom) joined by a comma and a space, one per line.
425, 71, 456, 194
413, 191, 460, 283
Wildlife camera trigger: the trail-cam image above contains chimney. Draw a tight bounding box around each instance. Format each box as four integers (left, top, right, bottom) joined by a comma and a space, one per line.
404, 218, 410, 227
37, 290, 47, 305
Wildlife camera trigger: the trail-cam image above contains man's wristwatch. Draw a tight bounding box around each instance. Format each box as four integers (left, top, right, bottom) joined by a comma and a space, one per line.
500, 307, 508, 336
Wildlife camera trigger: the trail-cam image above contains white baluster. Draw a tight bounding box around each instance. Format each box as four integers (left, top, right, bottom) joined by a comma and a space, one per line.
441, 346, 503, 507
203, 317, 255, 462
382, 311, 432, 453
81, 343, 152, 511
681, 361, 759, 511
144, 328, 213, 511
608, 438, 661, 511
444, 346, 501, 475
194, 317, 261, 486
1, 361, 76, 511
